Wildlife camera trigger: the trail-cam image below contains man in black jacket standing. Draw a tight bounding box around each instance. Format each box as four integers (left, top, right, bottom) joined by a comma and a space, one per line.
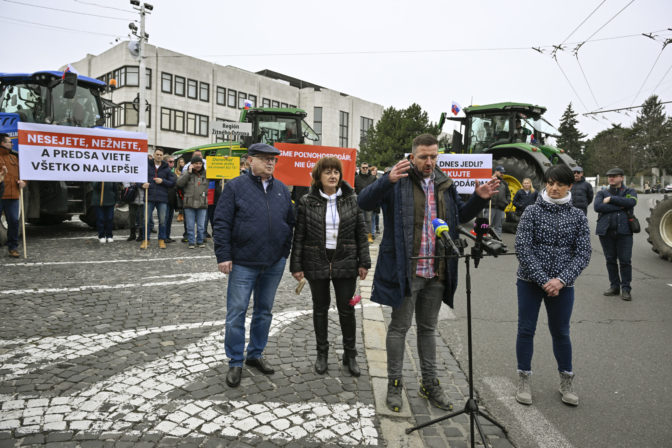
355, 162, 377, 243
487, 165, 510, 235
572, 166, 593, 215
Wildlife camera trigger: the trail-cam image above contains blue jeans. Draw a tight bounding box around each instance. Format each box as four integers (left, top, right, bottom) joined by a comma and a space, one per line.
225, 257, 287, 366
140, 201, 167, 240
0, 199, 20, 250
95, 205, 114, 238
370, 212, 379, 237
184, 208, 207, 245
516, 279, 574, 373
386, 276, 444, 381
485, 208, 505, 236
599, 234, 633, 291
165, 205, 174, 239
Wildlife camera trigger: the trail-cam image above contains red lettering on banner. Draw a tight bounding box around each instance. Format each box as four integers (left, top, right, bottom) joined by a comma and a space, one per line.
19, 130, 147, 152
273, 143, 357, 187
439, 168, 492, 179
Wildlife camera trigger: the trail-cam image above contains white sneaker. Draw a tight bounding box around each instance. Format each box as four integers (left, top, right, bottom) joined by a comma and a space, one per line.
99, 238, 106, 244
107, 237, 114, 243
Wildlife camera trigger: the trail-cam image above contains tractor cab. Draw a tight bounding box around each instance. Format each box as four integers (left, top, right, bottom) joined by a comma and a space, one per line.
239, 107, 319, 147
0, 71, 108, 130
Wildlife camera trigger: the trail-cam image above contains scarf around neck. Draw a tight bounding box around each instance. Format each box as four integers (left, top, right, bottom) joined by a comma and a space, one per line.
541, 188, 572, 205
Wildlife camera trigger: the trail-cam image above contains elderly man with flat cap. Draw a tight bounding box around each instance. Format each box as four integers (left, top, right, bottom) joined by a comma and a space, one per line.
594, 167, 637, 301
214, 143, 294, 387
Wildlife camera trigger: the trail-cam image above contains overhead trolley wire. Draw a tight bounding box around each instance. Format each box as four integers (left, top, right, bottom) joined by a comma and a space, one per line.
0, 16, 121, 37
630, 47, 666, 105
561, 0, 607, 45
2, 0, 134, 20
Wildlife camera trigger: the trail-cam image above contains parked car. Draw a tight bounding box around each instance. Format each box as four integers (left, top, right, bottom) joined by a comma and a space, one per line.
665, 184, 672, 193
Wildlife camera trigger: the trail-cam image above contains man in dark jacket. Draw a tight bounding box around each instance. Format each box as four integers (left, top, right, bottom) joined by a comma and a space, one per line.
214, 143, 294, 388
571, 166, 593, 215
138, 148, 176, 249
594, 167, 637, 301
358, 134, 499, 413
355, 162, 377, 243
486, 165, 510, 235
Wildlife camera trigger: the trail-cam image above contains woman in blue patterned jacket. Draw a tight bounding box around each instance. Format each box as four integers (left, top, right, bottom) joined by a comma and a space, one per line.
514, 164, 591, 408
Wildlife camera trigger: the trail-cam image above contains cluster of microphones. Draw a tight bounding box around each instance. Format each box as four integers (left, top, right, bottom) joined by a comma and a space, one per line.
432, 217, 508, 258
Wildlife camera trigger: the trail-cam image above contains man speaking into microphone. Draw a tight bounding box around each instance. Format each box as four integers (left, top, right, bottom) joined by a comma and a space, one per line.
358, 134, 499, 413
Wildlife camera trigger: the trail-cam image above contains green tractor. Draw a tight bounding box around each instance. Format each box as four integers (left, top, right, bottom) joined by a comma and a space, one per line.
440, 102, 578, 232
173, 107, 319, 160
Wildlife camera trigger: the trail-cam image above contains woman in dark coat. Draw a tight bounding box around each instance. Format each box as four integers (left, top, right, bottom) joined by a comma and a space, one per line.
290, 157, 371, 376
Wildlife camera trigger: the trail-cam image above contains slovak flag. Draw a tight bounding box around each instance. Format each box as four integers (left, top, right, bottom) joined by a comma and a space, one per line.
451, 101, 461, 116
244, 99, 253, 109
62, 64, 79, 79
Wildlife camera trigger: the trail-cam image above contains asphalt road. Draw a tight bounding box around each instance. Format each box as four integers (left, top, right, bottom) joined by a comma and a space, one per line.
438, 193, 672, 448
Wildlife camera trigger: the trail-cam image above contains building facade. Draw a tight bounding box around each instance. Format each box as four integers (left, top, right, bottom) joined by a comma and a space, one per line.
70, 42, 383, 154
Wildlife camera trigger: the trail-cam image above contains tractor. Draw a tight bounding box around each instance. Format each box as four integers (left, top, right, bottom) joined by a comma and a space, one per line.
440, 102, 578, 232
0, 70, 126, 244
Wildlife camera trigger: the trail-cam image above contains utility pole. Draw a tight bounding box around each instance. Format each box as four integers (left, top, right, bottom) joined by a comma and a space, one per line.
130, 1, 153, 133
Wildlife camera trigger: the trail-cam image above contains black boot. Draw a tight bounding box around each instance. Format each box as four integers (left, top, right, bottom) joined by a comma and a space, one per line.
127, 228, 136, 241
315, 352, 328, 374
343, 355, 360, 377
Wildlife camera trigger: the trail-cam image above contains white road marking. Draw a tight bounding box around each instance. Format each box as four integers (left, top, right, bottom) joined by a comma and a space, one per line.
0, 272, 224, 295
3, 255, 213, 267
0, 309, 379, 444
483, 376, 575, 448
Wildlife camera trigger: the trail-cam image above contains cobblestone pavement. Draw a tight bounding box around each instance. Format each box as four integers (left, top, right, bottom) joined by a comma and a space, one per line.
0, 219, 513, 447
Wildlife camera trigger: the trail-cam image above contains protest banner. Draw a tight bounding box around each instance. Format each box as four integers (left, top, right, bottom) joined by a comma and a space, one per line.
18, 122, 148, 182
273, 143, 357, 187
206, 156, 240, 180
437, 153, 492, 194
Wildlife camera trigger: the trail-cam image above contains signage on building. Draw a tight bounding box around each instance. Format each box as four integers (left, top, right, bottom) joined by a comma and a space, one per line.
211, 121, 252, 137
17, 122, 148, 182
206, 156, 240, 180
273, 143, 357, 187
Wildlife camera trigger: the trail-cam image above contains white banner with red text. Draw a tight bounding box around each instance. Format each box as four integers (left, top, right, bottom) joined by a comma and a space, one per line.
18, 122, 148, 182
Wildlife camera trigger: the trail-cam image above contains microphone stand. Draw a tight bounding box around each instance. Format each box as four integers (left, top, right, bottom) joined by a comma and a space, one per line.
406, 230, 514, 448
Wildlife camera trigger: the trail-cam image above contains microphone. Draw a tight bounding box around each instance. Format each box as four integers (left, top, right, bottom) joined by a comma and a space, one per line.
432, 218, 461, 255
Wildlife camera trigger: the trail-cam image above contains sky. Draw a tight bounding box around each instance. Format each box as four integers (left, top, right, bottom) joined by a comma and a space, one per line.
2, 0, 672, 138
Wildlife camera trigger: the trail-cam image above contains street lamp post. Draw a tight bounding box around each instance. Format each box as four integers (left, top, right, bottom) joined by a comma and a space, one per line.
130, 1, 153, 134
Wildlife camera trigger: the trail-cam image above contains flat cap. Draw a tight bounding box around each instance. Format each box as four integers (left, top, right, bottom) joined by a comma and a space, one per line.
494, 165, 506, 173
248, 143, 280, 156
572, 166, 583, 172
606, 167, 624, 176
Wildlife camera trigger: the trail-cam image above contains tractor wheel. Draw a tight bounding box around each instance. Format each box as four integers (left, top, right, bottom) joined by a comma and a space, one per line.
493, 155, 544, 233
645, 194, 672, 262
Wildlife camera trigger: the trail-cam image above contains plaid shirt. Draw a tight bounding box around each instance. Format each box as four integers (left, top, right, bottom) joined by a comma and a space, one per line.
416, 175, 437, 278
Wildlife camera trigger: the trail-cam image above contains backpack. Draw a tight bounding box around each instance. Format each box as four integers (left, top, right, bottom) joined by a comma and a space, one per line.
121, 184, 138, 203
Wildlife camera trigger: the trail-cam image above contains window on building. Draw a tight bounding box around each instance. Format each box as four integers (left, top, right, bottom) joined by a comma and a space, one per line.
198, 115, 208, 136
216, 86, 226, 105
146, 68, 152, 90
160, 108, 184, 133
200, 82, 209, 102
272, 100, 280, 108
313, 107, 322, 145
238, 92, 247, 109
228, 89, 237, 108
112, 102, 151, 128
161, 72, 172, 93
187, 79, 197, 99
280, 102, 288, 108
186, 112, 208, 136
125, 66, 139, 86
175, 76, 185, 96
360, 116, 374, 144
339, 111, 349, 147
248, 94, 257, 108
289, 104, 296, 108
262, 98, 271, 108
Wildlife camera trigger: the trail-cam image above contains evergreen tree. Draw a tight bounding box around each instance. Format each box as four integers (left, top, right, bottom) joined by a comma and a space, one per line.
631, 95, 672, 173
358, 103, 440, 168
557, 103, 587, 164
583, 124, 632, 177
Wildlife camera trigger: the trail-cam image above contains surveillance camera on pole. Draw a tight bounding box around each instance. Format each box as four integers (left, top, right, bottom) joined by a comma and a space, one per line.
130, 1, 152, 133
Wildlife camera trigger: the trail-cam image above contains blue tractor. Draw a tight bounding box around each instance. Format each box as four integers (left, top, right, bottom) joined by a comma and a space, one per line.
0, 70, 125, 242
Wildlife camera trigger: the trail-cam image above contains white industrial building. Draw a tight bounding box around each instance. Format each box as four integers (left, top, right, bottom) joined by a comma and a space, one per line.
70, 42, 383, 153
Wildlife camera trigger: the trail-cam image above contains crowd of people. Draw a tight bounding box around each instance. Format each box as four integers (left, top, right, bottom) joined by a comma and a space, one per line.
1, 132, 639, 414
